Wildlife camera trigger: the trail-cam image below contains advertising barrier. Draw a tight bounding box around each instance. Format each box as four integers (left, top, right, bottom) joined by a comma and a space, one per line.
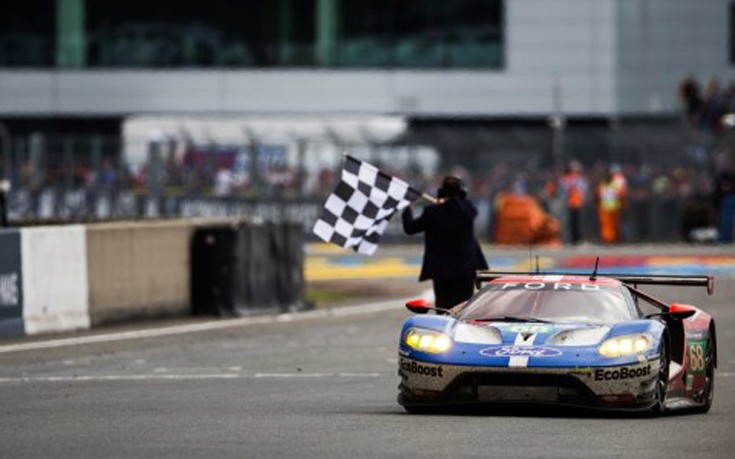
192, 221, 307, 316
235, 223, 275, 312
0, 229, 23, 338
270, 223, 306, 310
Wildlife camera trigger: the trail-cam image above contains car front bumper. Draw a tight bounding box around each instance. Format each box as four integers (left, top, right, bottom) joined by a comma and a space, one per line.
398, 355, 660, 410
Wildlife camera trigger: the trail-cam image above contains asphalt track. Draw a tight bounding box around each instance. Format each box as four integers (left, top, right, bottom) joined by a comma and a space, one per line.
1, 244, 735, 458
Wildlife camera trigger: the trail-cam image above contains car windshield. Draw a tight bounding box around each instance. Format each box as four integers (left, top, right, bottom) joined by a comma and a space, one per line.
457, 282, 638, 324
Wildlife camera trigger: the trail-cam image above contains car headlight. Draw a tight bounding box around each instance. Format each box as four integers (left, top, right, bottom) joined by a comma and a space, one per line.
598, 334, 652, 358
403, 328, 452, 353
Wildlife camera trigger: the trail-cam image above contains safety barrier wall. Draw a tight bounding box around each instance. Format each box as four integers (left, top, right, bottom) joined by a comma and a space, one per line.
0, 220, 306, 339
86, 220, 193, 326
191, 222, 306, 316
0, 229, 23, 338
236, 222, 306, 313
21, 226, 90, 335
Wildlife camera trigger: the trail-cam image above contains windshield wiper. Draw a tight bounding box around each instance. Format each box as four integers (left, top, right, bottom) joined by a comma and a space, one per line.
472, 316, 552, 323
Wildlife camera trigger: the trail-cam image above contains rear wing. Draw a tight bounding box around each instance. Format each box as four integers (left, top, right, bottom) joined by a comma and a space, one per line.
475, 271, 714, 295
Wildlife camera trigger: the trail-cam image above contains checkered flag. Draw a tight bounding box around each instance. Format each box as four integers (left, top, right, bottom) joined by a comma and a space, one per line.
313, 155, 422, 255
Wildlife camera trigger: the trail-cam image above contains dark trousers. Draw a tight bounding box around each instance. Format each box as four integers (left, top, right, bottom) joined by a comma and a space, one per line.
0, 192, 7, 227
433, 277, 475, 311
569, 207, 582, 244
719, 195, 735, 243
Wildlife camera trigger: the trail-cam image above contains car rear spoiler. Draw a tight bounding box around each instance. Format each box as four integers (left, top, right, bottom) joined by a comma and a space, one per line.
474, 271, 714, 295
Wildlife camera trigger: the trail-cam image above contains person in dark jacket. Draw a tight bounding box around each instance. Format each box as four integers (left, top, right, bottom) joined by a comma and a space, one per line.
714, 165, 735, 243
0, 180, 8, 227
402, 176, 488, 312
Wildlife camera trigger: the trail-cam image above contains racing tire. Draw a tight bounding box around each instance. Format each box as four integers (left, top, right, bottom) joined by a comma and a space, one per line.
692, 332, 715, 414
649, 340, 669, 416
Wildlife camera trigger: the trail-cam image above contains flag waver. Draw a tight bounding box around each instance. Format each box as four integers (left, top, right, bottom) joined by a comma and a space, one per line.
313, 155, 421, 255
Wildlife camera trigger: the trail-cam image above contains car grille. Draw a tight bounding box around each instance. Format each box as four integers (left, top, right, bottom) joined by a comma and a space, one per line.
445, 372, 600, 406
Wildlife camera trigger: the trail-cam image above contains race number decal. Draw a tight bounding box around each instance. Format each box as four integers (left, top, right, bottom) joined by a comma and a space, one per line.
688, 340, 707, 374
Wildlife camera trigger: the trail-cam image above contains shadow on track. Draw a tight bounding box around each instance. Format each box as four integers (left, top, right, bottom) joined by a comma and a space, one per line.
360, 403, 708, 419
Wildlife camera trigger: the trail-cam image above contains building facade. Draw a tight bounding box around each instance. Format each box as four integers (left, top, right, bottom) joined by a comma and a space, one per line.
0, 0, 732, 118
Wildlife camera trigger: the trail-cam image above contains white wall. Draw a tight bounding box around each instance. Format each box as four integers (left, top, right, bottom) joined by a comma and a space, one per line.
0, 0, 730, 117
21, 226, 90, 335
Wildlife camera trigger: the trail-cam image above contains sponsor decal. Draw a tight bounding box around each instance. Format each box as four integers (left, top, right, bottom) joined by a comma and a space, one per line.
400, 359, 444, 378
0, 272, 19, 307
687, 340, 707, 375
480, 346, 562, 358
685, 330, 706, 340
594, 365, 651, 381
499, 282, 600, 291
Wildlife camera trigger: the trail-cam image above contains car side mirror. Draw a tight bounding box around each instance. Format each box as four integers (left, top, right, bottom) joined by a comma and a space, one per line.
669, 303, 697, 320
405, 298, 431, 314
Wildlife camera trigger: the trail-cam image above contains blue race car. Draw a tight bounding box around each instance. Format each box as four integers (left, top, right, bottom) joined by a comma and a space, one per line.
398, 272, 716, 414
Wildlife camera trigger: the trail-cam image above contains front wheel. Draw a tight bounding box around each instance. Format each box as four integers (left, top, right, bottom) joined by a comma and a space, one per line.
692, 332, 715, 413
650, 340, 669, 415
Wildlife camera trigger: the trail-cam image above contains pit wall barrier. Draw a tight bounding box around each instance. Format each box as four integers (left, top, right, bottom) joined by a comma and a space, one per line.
191, 222, 306, 316
0, 229, 23, 338
86, 221, 192, 326
22, 226, 90, 335
0, 220, 306, 339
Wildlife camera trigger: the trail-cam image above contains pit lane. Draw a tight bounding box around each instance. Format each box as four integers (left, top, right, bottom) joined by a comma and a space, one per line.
1, 245, 734, 458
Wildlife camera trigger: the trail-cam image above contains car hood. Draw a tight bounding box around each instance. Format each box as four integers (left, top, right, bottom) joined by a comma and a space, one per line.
400, 315, 663, 367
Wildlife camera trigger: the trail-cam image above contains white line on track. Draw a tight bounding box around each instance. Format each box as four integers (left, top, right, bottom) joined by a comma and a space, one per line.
254, 373, 330, 378
0, 298, 410, 354
338, 372, 383, 378
0, 372, 388, 383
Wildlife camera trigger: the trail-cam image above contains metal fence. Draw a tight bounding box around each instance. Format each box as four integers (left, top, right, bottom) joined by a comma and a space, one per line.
0, 121, 724, 244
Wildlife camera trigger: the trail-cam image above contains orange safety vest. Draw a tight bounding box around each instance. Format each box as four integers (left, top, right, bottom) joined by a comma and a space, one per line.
561, 172, 586, 209
598, 181, 622, 211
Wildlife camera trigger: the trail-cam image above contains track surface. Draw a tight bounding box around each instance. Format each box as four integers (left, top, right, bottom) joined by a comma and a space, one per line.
2, 246, 735, 458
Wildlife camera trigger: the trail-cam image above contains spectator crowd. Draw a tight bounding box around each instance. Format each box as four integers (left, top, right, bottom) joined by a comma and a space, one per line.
2, 75, 734, 243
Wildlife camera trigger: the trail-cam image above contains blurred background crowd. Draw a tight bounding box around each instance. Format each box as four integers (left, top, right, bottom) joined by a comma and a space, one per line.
4, 75, 734, 245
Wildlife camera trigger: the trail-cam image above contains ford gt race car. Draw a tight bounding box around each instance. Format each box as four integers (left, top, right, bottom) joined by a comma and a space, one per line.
398, 271, 717, 414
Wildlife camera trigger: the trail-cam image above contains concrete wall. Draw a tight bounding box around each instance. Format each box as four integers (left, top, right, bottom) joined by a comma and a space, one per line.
21, 225, 90, 335
1, 0, 730, 116
0, 219, 304, 339
86, 220, 193, 326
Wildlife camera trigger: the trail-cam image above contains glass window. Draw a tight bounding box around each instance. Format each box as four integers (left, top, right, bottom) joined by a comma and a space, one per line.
87, 0, 293, 67
0, 0, 55, 67
0, 0, 503, 69
457, 283, 638, 324
336, 0, 504, 68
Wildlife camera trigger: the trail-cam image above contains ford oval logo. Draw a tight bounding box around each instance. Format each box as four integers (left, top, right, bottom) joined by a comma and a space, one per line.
480, 346, 562, 358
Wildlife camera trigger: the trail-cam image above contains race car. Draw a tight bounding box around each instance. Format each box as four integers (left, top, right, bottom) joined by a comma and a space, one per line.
398, 271, 717, 414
